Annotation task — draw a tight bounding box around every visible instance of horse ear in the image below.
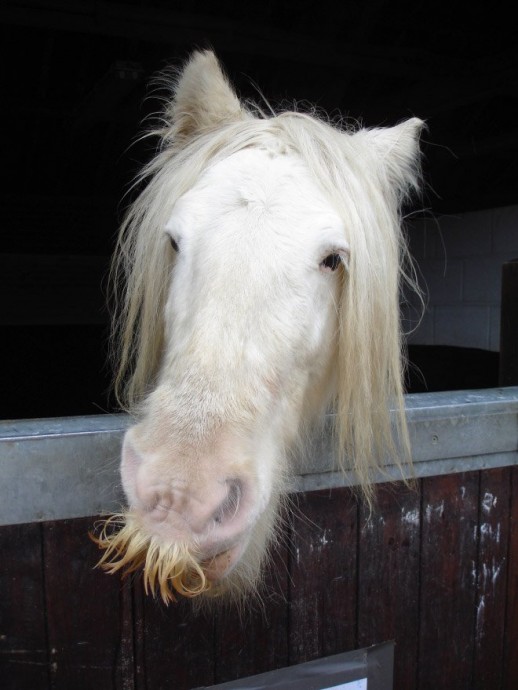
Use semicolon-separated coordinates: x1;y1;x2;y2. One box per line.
166;50;249;143
355;118;424;195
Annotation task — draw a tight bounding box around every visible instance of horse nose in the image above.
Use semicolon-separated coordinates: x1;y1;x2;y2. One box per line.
143;478;244;535
120;430;251;548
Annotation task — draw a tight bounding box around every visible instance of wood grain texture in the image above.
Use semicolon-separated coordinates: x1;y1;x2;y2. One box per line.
357;481;421;690
472;467;510;690
503;466;518;690
213;539;290;684
136;586;215;690
0;523;49;690
1;468;517;689
43;517;132;690
288;488;358;663
418;472;480;690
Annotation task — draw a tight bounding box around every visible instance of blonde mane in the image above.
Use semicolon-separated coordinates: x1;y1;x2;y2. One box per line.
111;105;421;496
99;53;423;603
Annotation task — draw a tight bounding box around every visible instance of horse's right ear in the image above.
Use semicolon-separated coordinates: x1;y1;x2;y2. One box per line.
164;51;249;145
354;118;424;198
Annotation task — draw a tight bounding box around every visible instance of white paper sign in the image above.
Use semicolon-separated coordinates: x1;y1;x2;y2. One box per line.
324;680;367;690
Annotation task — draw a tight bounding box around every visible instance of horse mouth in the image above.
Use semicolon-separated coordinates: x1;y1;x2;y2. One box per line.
202;540;246;581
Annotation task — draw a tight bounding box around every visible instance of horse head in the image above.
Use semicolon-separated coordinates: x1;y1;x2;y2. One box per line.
95;51;423;603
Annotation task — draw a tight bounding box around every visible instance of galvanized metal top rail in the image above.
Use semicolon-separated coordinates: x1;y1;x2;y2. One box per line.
1;387;517;526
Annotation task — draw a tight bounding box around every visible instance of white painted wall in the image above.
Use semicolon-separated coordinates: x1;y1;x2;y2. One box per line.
403;204;518;351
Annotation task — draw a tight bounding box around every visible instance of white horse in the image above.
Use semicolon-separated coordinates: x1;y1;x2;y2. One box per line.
95;50;423;603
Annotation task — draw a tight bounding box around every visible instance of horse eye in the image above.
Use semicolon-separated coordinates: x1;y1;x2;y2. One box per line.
321;253;341;271
168;236;179;253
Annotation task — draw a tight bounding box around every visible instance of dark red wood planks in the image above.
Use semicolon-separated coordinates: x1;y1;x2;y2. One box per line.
418;472;480;690
43;517;133;690
357;481;421;690
0;523;49;690
288;488;358;663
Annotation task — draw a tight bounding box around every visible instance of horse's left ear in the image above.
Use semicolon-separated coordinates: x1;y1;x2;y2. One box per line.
355;118;424;195
165;50;249;145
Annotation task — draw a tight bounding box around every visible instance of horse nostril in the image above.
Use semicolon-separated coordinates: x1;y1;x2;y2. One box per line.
143;491;172;515
155;497;173;512
212;479;243;526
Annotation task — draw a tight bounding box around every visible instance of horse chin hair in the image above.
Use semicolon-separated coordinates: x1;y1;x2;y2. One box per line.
91;496;282;606
91;513;210;603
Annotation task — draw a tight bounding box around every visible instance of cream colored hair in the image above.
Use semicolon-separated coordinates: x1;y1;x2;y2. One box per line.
93;514;208;603
102;51;423;598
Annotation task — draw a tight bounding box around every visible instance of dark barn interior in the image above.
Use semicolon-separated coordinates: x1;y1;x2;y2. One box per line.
1;7;518;690
1;0;517;417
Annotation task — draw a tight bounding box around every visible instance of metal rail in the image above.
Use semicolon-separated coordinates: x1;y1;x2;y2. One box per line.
1;388;517;526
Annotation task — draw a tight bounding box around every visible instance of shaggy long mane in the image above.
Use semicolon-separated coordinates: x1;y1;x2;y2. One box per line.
111;107;421;493
100;52;422;600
